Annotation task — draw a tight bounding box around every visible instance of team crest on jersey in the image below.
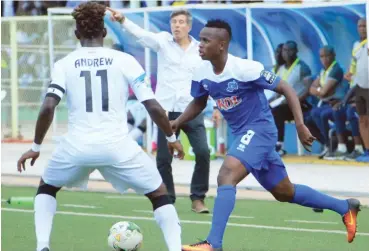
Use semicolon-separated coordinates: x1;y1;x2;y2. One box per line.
226;80;238;92
216;96;242;111
203;83;209;91
260;70;277;85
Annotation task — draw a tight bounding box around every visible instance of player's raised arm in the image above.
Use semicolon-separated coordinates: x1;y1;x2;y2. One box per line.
107;7;163;52
17;63;66;172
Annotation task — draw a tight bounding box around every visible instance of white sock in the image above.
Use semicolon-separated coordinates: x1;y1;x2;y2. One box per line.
128;123;134;131
129;127;144;140
355;144;364;153
154;204;182;251
35;194;57;251
337;143;347;153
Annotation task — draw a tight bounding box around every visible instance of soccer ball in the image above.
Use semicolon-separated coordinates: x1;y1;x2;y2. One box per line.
108;221;143;251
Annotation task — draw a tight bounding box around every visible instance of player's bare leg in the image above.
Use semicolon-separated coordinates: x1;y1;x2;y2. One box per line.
271;177;361;243
145;183;182;251
34;179;61;251
182;156;248;251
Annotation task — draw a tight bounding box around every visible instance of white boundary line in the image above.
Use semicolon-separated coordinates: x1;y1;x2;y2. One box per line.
105;195;185;200
133;210;255;219
3;208;369;237
61;204;99;209
285;220;338;225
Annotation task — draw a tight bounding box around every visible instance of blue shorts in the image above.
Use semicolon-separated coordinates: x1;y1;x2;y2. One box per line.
227;128;287;191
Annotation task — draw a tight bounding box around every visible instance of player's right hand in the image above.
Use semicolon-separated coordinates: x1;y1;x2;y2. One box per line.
106;7;125;23
296;124;316;152
170;120;179;133
168;141;185;160
17;149;40;173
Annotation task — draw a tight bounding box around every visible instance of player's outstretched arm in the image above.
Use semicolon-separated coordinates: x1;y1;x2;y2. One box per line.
107;7;162;52
142;99;184;159
173;95;208;130
17;96;59;173
275;80;316;151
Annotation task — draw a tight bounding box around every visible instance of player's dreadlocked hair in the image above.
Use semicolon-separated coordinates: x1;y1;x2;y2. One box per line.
205;19;232;40
72;2;106;39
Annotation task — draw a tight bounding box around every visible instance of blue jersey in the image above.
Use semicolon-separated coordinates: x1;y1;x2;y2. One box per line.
191;54;281;135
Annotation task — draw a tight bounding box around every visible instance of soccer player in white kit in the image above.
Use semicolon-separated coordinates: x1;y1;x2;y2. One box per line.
17;3;183;251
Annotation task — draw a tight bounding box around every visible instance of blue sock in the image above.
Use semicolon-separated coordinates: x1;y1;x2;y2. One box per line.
291;184;349;216
207;185;236;248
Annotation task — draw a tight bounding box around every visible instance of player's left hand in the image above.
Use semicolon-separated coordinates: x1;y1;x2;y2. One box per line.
168;141;185;160
17;149;40;173
296;124;316;152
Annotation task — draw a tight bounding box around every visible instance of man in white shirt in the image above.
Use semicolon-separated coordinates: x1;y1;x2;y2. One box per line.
344;18;369;163
17;3;184;251
108;7;210;212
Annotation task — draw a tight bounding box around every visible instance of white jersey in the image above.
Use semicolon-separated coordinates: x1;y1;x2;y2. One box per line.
352;40;368;89
46;47;154;160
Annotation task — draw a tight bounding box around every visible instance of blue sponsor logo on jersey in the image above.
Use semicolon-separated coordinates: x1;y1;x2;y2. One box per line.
226;80;238;92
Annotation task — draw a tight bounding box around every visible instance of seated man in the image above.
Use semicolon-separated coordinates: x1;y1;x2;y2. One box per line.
271;41;313;155
309;45;348;158
326;88;364;160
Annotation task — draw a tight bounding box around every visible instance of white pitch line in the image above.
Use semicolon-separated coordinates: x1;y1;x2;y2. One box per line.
104;196;152;200
105;195;184;200
3;208;368;237
285;220;338;225
208;214;254;219
132;210;254;219
133;209;153;214
61;204;99;209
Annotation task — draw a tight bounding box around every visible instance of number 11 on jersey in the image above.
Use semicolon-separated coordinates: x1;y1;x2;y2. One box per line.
80;69;109;112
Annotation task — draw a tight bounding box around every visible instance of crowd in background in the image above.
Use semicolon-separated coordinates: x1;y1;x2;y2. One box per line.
1;0;348;17
1;0;368;163
265;18;368;162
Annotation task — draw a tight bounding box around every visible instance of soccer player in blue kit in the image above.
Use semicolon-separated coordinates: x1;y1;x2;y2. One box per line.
169;20;361;251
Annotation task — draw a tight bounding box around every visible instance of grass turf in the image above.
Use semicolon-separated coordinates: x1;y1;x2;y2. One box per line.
1;185;368;251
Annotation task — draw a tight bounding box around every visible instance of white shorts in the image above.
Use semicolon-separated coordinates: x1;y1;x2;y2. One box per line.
42;138;162;195
126;100;147;126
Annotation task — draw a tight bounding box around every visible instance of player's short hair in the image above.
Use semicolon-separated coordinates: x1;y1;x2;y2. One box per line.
170;9;192;26
72;2;106;39
205;19;232;40
321;45;335;55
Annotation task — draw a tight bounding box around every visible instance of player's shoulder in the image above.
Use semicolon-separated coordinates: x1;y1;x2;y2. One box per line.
231;55;264;82
192;60;212;82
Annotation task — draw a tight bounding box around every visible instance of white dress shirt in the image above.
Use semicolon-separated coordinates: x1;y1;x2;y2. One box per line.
122;18;202;112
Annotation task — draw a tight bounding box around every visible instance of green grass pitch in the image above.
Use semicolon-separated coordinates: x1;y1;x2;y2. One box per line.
2;185;368;251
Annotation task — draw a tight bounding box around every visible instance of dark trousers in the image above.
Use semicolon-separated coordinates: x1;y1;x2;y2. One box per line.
156;112;210;203
310;104;334;146
272;103;324;145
